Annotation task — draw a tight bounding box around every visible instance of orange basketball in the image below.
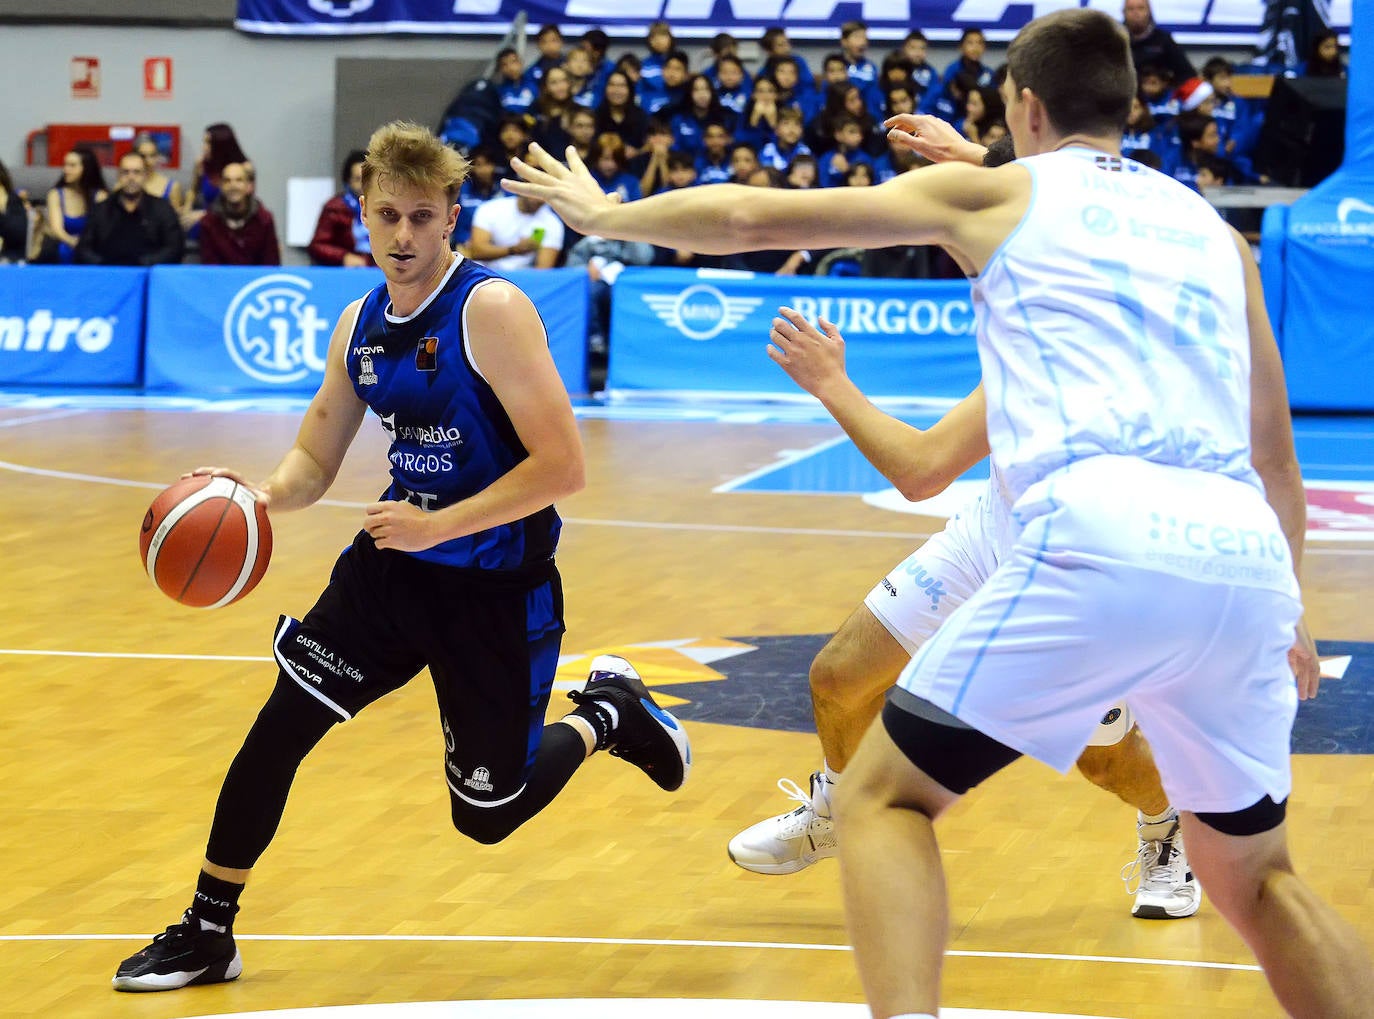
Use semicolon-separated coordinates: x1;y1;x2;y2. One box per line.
139;475;272;609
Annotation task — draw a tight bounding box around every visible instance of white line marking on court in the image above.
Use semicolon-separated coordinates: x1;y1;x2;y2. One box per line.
0;931;1261;972
0;408;89;428
0;649;271;662
712;434;853;493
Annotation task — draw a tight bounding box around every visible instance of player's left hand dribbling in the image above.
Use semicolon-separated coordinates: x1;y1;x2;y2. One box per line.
363;499;439;552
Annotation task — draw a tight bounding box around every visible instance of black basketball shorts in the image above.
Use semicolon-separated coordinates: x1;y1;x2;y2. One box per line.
272;531;565;806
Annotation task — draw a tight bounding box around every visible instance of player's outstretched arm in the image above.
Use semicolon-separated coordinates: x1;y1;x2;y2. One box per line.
769;307;989;502
503;142;991;258
262;300;369;512
884;114;989;167
365;280;585;553
1231;226;1319;698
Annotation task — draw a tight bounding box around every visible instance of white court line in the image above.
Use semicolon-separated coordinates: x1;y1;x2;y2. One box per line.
0;931;1261;972
0;457;1369;551
0;649;270;662
0;408;90;428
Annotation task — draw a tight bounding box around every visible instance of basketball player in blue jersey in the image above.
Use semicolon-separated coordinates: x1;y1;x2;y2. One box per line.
504;9;1374;1015
728;127;1320;924
112;121;690;994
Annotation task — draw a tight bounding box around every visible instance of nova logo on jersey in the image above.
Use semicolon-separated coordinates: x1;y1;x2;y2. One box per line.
643;284;763;341
223;274;331;384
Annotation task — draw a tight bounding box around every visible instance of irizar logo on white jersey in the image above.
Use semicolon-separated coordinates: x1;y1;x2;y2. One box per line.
643;284;762;341
223;274;331;384
0;310;116;353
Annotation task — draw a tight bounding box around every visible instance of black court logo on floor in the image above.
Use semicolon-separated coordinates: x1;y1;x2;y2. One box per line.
640;636;1374;755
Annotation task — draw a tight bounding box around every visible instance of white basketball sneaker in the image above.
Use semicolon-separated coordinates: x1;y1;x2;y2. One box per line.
1122;812;1202;919
728;771;837;875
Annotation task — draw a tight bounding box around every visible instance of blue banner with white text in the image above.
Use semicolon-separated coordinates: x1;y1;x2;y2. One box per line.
609;268;980;401
144;265;588;396
0;266;145;386
235;0;1349;43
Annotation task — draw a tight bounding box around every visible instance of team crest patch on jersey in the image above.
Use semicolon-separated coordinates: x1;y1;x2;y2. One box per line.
358;353;378;387
555;637;1374;751
416;336;439;372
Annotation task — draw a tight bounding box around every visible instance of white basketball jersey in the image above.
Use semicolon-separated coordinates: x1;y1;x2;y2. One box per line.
972;148;1259;505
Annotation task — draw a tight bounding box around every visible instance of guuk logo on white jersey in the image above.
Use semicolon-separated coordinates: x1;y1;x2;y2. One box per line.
642;284;763;341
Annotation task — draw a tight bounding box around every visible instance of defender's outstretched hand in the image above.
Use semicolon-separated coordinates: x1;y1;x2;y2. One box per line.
502;143;617;236
767;306;848;400
884;114;988;167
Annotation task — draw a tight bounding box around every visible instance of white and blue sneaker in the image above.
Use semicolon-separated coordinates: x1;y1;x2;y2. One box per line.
569;655;691;791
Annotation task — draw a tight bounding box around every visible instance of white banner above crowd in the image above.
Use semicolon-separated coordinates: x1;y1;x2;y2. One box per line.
235;0;1352;45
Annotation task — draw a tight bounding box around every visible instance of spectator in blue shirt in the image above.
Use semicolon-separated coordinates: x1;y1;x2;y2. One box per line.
454;147;501;248
760;27;814;92
714;55;751;116
736;75;783;150
523;24;564;89
759;107;811;171
940;29;994;94
1122;95;1178;165
694;123;734;184
564;46;601;110
580;28;617;95
670;74;734;156
494;48;535;114
638;21;677;112
729;143;761;184
817;116;874;187
1202;57;1258;160
1169;112;1232;190
895;29;939;104
840;20;879;97
643;50;689;117
1137;64;1180;125
590;134;643;204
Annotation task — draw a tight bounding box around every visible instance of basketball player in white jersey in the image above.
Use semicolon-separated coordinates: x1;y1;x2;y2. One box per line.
504;9;1373;1014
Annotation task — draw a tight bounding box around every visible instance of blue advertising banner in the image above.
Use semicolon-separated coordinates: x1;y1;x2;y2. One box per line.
0;266;146;386
608;267;980;401
235;0;1350;43
145;265;588;396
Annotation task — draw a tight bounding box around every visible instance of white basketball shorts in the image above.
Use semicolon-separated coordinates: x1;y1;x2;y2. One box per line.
896;456;1302;814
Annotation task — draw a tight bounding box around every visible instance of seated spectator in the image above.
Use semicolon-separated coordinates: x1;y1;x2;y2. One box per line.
0;159;30;262
736;76;783;150
671;74;735;156
590;134;642;203
594;70;649;154
198;162;280;266
921;66;978;125
665;152;698;190
760;26;814;92
714;55;751;115
815;86;885;158
307;149;374;268
134;133;183;209
807;54;854;138
884;83;918;120
495;115;534;169
182;122;248;235
894;30;938;104
729;143;761;183
564;45;601;109
1202;57;1258;160
693;124;734;184
1124;0;1195;84
531;66;577;150
1169;112;1232;191
767;56;807;115
939;29;994;94
467;193;564;270
455;146;502;248
786;153;819;189
580;28;616;93
759;107;812;171
75;152;183;266
1300;29;1346;77
703;31;744;87
1122;94;1177;163
613;52;642;90
840;20;879;100
494;47;535;114
646;50;690;117
523;24;564;88
961;85;1006;147
45;147;106;264
817;116;874;187
1194;155;1234;189
872;141;923;183
565;106;598;163
629;119;675;197
1137;63;1180;125
638;21;678;113
563;233;655;359
845;162;874;186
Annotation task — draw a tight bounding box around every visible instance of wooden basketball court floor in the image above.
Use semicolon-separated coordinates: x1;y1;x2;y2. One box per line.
1;396;1371;1019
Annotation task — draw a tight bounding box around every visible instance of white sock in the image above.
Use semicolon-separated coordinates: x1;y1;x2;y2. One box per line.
1138;807;1179;841
823;760;842;786
197;917;227;933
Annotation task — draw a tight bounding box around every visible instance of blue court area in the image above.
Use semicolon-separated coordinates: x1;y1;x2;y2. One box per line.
715;409;1374;495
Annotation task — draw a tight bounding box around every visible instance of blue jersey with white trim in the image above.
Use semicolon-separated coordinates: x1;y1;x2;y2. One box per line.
972;148;1259;505
345;254;561;570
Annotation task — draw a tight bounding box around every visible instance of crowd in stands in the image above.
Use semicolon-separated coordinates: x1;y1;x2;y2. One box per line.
0;6;1351;289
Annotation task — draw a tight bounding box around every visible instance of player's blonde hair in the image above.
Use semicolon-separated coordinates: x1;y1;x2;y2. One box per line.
360;121;469;204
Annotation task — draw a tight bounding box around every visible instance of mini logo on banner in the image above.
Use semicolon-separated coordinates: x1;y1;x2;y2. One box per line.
223;274;332;384
307;0;375;15
643;284;762;341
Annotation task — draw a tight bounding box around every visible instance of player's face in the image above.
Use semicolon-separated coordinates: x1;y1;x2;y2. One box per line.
361;179;456;283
